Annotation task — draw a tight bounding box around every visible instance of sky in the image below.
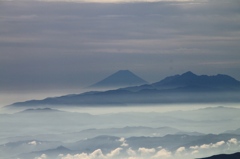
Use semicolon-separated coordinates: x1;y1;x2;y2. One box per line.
0;0;240;106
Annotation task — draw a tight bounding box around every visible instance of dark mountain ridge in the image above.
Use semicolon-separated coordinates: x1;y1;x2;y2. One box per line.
197;152;240;159
122;71;240;92
154;71;239;88
8;71;240;107
18;108;62;113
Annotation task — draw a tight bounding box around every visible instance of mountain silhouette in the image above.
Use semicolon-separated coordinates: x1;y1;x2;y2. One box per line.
224;128;240;135
122;71;240;92
18;108;61;113
8;71;240;107
88;70;148;89
197;152;240;159
153;71;240;89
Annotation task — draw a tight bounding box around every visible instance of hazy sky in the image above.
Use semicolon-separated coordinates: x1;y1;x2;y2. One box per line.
1;0;240;105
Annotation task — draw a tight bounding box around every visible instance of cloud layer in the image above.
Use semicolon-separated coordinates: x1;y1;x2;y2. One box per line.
32;138;240;159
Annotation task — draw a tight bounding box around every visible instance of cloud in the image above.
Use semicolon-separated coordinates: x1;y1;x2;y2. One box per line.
200;144;211;149
57;139;240;159
90;149;105;158
119;137;125;142
119;137;129;147
152;149;172;158
191;150;199;155
191;140;227;151
127;148;137;156
228;138;238;145
34;154;47;159
199;140;226;149
28;140;39;145
188;138;240;158
176;146;186;153
212;141;225;148
138;147;156;155
106;148;122;158
190;145;199;150
63;153;89;159
61;148;122;159
60;150;105;159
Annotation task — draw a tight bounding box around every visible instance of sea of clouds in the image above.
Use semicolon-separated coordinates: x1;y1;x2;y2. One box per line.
33;138;240;159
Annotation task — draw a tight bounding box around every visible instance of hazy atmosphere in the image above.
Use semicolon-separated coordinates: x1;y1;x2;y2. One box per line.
1;0;240;106
1;1;240;159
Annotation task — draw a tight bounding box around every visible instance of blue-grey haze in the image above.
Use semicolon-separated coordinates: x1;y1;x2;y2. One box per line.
0;0;240;105
1;106;240;159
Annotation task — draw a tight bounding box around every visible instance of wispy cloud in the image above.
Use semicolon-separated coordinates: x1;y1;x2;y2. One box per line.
28;140;40;146
56;138;240;159
34;154;47;159
60;147;122;159
138;147;156;155
119;137;129;147
228;138;238;145
152;148;172;158
176;146;186;153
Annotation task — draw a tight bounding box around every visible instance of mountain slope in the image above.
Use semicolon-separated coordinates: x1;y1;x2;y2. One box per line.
8;72;240;107
122;71;240;92
153;71;240;89
198;152;240;159
224;128;240;135
89;70;148;89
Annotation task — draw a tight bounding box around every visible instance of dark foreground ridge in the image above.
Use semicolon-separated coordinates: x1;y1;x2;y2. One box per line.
8;71;240;107
197;152;240;159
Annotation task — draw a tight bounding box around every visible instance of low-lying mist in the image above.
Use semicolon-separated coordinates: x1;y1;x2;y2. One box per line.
1;104;240;159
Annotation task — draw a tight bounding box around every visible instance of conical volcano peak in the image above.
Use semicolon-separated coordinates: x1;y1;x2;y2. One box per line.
89;70;148;89
117;70;131;72
9;71;240;107
181;71;197;77
114;70;134;75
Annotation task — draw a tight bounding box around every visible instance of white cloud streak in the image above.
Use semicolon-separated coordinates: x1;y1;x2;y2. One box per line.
176;146;186;153
152;149;172;158
61;148;122;159
228;138;238;145
138;147;156;155
119;137;129;147
106;148;122;158
127;148;137;156
34;154;47;159
28;140;38;145
59;138;240;159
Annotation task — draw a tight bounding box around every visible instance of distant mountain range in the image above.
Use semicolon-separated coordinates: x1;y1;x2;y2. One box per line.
1;106;240;159
224;128;240;135
121;71;240;92
88;70;148;89
18;108;62;113
7;134;240;159
8;71;240;107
